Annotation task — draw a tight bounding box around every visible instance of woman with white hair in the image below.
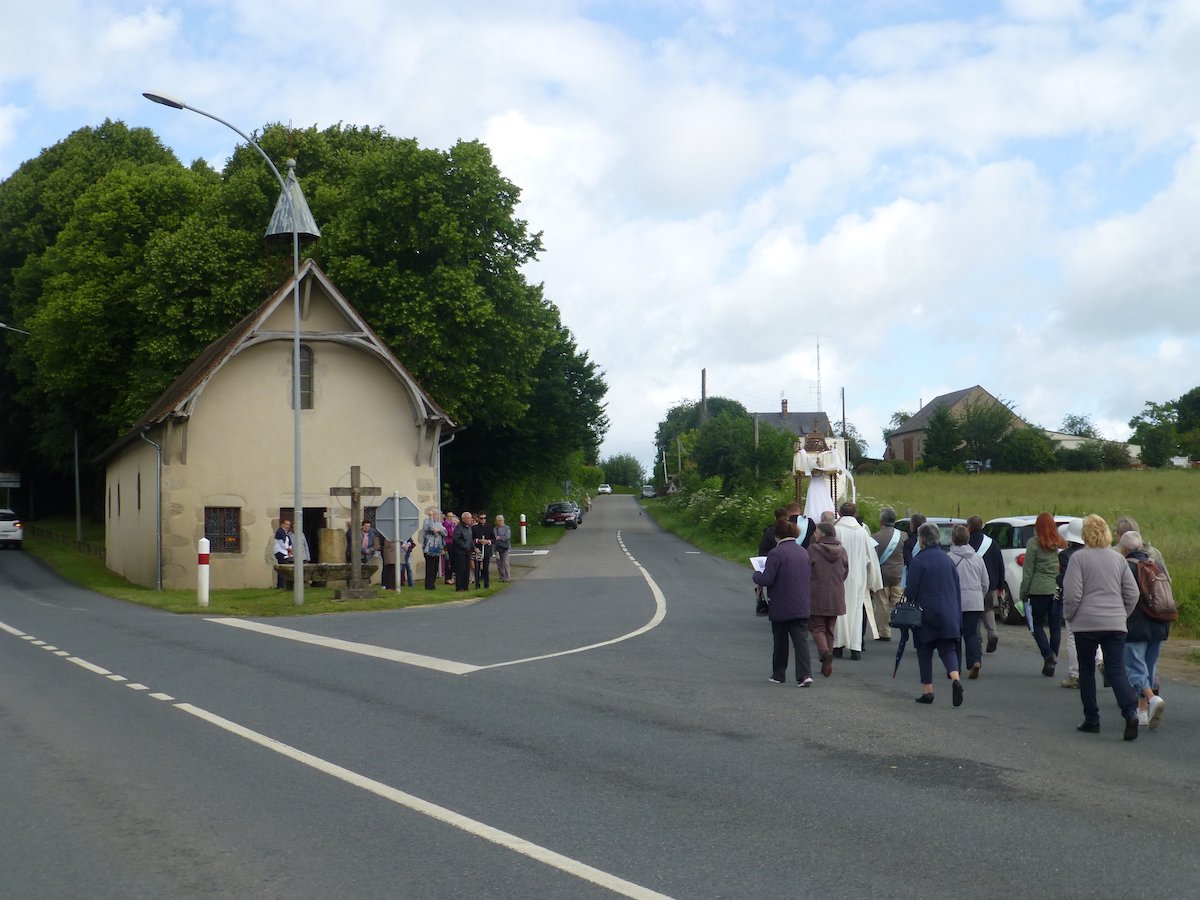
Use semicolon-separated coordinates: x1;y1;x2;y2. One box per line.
1062;514;1140;740
421;507;446;590
1117;531;1169;730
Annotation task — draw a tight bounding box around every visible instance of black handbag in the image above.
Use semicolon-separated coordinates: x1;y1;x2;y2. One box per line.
889;596;923;629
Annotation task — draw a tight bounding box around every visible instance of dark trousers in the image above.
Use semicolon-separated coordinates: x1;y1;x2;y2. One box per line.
453;547;471;591
274;552;289;589
962;611;984;668
1075;631;1138;724
917;637;960;685
423;554;440;590
473;549;492;588
772;618;811;682
1029;595;1062;660
381;563;396;590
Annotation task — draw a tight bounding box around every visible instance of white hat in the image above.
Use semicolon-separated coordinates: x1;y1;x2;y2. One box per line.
1061;518;1084;545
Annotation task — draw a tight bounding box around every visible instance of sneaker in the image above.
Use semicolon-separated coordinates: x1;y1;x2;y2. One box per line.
952;679;964;707
798;676;814;687
1148;695;1165;730
1136;709;1149;727
767;676;785;684
1060;676;1079;689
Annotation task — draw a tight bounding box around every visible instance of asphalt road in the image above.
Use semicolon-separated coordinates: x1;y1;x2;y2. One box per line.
2;496;1199;898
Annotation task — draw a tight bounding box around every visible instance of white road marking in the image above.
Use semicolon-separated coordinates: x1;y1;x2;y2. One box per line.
174;702;673;900
67;657;112;676
0;622;27;636
207;531;669;674
149;692;175;701
41;644;58;650
126;683;149;691
106;674;127;682
54;650;71;656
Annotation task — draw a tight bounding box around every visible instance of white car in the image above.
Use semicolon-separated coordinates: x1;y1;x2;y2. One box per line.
0;508;24;549
597;483;612;495
981;514;1082;624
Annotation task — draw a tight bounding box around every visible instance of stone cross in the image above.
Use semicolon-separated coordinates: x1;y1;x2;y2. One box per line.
330;465;381;592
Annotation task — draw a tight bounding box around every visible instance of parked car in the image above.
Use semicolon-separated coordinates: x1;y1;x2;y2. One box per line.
893;516;967;549
0;508;23;549
542;501;579;529
597;483;612;495
568;500;584;525
964;459;991;473
641;484;656;498
982;514;1083;624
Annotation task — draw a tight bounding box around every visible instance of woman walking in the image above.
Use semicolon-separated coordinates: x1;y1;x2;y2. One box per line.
808;521;848;677
1117;531;1169;730
1020;511;1066;676
948;525;989;679
1062;514;1140;740
752;517;814;686
421;508;446;590
906;522;965;706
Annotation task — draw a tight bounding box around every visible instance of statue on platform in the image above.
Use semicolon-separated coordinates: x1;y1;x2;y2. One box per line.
794;428;856;523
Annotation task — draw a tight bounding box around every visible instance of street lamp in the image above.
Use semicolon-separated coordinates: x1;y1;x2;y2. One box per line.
143;91;320;606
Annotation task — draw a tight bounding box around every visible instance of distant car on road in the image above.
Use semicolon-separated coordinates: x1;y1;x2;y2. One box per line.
982;514;1082;624
542;501;579;529
597;483;612;495
0;508;23;549
641;484;656;498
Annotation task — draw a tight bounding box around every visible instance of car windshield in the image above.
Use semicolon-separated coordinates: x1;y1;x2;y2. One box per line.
548;503;572;512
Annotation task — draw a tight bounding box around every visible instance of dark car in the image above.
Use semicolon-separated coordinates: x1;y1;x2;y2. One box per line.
542;501;578;529
893;516;967;549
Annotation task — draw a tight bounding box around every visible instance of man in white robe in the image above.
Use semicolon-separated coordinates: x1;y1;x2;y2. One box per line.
833;501;884;658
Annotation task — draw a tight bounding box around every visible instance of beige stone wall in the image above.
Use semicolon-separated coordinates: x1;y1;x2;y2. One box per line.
109;335;441;591
104;441;161;588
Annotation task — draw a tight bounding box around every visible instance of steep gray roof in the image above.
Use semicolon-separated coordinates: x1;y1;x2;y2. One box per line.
755;410;832;438
890;386;982;436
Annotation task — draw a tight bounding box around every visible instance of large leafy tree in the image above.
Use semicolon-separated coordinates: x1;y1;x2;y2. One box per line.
993;427;1058;473
1061;413;1101;438
1128;401;1178;468
957;396;1017;464
600;453;645;487
920;405;962;471
0;121;606;507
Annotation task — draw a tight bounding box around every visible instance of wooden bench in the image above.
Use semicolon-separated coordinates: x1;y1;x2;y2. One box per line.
274;563;378;587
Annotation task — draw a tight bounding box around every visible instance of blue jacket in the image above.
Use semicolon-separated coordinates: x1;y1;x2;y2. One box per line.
753;539;813;622
906;544;962;643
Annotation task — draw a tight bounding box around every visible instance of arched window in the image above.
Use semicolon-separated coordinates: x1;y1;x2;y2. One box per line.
293;345;314;409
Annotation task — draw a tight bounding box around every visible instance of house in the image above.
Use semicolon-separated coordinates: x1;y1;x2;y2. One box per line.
885;385;1025;466
754;399;832;441
100;260;455;590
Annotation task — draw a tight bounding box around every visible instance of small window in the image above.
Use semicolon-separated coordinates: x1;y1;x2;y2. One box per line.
293;344;314;409
205;507;242;553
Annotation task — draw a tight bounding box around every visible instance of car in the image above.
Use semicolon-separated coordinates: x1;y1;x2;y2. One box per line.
982;514;1083;624
964;459;991;473
893;516;967;549
542;501;578;529
641;484;656;498
0;508;23;549
597;483;612;495
568;500;584;525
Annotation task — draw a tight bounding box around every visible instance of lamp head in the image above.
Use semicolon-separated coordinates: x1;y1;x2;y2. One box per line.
143;91;185;109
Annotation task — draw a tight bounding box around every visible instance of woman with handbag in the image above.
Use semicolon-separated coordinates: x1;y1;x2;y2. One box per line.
752;517;814;686
906;522;965;706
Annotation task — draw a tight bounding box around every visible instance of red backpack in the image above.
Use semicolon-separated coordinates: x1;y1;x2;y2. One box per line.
1135;559;1177;622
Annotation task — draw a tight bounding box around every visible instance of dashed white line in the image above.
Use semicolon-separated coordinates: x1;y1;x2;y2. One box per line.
67;657;112;676
149;692;175;701
126;683;150;691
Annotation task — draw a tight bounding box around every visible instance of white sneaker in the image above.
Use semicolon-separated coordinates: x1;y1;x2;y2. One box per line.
1148;695;1165;730
1136;709;1149;727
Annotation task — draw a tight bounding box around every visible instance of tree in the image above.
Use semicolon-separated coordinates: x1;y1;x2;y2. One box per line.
1173;386;1200;459
920;405;962;471
1061;413;1101;438
993;427;1058;473
691;411;792;492
600;453;644;487
881;410;912;447
839;421;868;466
1128;401;1178;468
957;396;1017;464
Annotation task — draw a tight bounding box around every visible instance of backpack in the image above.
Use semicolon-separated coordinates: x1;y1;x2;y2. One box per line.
1135;559;1177;622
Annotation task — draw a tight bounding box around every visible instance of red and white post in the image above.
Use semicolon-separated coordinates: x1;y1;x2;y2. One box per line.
519;513;527;546
197;537;210;607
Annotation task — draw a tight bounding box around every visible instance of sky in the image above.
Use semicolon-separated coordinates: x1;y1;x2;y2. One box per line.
3;0;1200;471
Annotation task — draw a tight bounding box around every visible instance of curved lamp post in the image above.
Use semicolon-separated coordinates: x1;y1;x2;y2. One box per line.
143;92;320;605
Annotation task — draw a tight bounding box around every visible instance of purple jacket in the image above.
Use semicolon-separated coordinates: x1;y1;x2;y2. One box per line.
753;539;813;621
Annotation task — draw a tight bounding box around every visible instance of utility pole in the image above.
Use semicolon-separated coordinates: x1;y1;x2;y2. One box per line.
700;368;708;426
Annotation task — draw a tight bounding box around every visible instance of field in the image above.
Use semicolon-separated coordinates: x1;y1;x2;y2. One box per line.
856;469;1198;631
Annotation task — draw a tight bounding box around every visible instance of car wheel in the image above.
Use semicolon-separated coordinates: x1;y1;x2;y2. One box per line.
997;586;1023;626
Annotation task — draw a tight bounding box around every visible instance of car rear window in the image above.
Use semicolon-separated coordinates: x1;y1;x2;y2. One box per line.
0;511;18;522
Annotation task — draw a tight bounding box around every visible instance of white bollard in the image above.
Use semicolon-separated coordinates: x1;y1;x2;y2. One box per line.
197;538;210;607
519;513;527;546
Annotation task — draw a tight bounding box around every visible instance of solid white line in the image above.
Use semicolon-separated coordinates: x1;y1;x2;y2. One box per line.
206;619;480;675
173;702;673;900
0;621;27;637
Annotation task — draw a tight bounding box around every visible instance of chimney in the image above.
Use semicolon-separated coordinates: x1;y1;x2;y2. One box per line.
781;398;788;417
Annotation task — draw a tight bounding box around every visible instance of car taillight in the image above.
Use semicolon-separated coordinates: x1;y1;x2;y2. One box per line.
1017;552;1025;566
